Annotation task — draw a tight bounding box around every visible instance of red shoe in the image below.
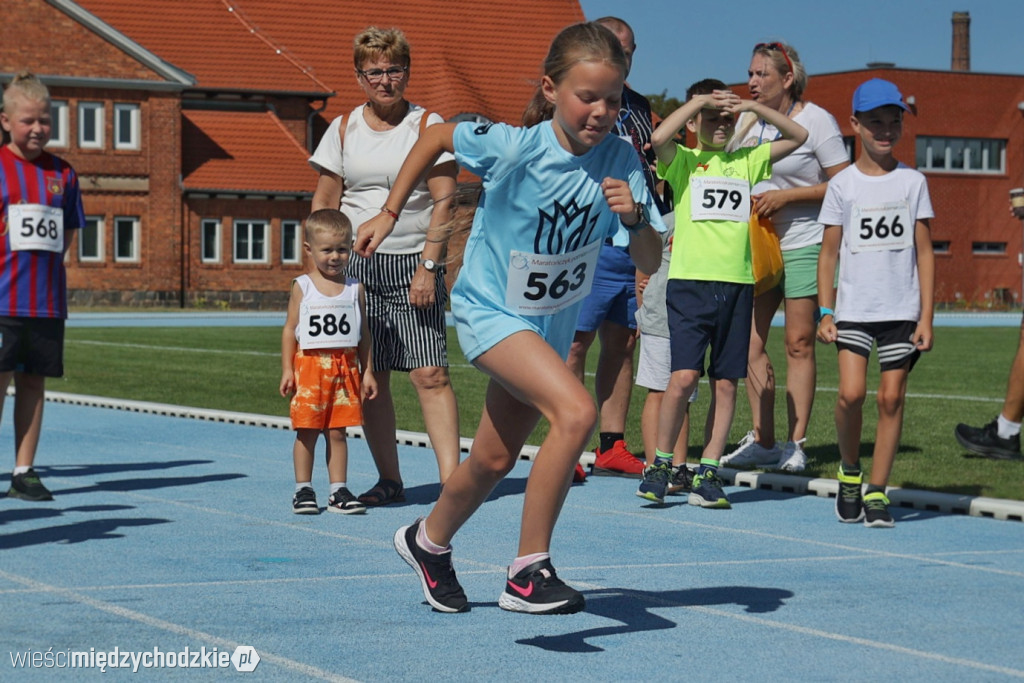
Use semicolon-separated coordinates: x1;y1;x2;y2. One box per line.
573;462;587;483
592;440;644;479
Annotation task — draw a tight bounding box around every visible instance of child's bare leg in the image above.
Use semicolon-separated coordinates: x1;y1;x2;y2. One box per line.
13;373;45;469
293;429;319;483
656;369;699;454
642;390;689;465
425;331;596;556
870;367;910;488
702;377;737;463
834;351;868;469
324;428;349;484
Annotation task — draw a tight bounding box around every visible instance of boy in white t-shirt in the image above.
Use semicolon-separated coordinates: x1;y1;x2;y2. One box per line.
816;78;935;528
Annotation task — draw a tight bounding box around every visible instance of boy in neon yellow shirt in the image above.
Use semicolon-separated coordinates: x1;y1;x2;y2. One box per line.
646;78;806;509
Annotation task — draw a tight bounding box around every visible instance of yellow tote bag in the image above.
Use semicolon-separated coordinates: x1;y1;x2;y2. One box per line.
750;211;783;296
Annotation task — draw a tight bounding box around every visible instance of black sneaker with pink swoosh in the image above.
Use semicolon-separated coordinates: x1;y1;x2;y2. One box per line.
394;519;468;613
498;559;584;614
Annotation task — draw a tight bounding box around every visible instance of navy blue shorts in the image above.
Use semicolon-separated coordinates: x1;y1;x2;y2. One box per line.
667;279;753;380
835;320;921;372
0;317;65;377
575;243;637;331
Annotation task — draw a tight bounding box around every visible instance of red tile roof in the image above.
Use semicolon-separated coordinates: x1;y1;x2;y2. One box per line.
74;0;584;124
181;109;312;194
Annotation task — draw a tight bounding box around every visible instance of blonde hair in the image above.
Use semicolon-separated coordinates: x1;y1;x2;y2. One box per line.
353;27;411;68
304;209;352;243
3;71;50;112
752;42;807;100
522;22;627;126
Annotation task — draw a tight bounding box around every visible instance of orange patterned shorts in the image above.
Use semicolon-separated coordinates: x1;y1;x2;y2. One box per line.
289;347;363;430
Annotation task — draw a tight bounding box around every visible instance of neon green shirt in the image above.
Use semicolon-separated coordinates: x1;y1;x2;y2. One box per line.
658;144;772;283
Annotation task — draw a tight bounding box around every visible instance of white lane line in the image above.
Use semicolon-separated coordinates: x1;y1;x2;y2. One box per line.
0;569;359;682
65;340;1005;403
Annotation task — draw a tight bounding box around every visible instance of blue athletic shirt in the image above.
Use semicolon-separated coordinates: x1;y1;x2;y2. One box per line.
451;120;665;362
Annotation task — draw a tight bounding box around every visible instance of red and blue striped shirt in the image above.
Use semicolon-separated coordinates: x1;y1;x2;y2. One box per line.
0;146;84;318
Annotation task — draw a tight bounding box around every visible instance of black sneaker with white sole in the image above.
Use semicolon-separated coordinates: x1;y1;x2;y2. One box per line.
498;558;584;615
7;468;53;502
292;486;319;514
394;519;468;613
955;420;1022;460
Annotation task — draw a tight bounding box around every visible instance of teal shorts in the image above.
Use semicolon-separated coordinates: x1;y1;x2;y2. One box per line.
779;243;820;299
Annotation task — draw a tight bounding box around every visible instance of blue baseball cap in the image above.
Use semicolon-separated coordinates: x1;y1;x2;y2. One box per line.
852;78;910;114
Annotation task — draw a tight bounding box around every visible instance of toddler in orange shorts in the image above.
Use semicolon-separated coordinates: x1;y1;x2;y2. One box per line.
280;209;376;515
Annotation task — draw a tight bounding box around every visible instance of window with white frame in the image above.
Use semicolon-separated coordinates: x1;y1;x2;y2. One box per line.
201;219;221;263
47;100;69;148
79;215;104;262
78;102;105;149
916;136;1006;174
114;216;139;262
233;220;267;263
972;241;1006;255
114;103;140;150
281;220;301;264
932;240;951;255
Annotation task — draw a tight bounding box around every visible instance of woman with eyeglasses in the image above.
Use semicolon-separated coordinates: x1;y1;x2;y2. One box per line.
309;26;460;506
720;41;850;473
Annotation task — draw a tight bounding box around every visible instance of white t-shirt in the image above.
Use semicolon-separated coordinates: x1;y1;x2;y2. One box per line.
308;104;455;254
818;163;934;323
733;102;848;250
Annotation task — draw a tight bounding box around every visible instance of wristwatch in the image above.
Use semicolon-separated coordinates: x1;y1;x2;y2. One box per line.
420;258;440;273
626;202;651;232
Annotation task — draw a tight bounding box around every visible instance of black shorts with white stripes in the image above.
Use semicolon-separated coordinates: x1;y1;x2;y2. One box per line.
348;251;449;373
835;320;920;372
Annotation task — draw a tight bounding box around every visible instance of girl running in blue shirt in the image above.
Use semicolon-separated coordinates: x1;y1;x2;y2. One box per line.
357;22;664;615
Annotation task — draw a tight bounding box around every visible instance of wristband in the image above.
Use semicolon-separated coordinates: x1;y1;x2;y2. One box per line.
819;306;834;318
380;205;400;220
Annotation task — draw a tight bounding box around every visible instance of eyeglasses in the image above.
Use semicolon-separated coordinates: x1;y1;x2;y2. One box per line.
357;66;408;84
754;42;794;75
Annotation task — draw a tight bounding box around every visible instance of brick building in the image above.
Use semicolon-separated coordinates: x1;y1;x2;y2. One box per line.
1;0;583;308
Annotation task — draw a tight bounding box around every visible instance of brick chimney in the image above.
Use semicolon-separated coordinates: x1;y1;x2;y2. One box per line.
952;11;970;71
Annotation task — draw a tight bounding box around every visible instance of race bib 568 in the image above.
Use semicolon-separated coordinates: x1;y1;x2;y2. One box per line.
7;204;63;253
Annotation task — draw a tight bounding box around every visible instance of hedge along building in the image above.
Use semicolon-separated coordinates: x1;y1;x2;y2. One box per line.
1;0;584;308
732;12;1024;308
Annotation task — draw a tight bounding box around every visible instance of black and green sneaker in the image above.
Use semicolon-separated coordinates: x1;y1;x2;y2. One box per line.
636;462;671;504
863;491;894;528
7;468;53;502
688;469;731;509
835;468;864;523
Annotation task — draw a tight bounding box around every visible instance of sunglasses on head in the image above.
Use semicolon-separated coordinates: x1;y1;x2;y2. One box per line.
754;42;794;75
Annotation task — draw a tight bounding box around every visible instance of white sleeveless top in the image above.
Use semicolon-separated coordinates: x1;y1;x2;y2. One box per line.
294;274;362;350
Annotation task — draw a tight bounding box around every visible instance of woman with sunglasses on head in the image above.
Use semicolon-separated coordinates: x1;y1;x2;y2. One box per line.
721;41;850;473
309;26;460;505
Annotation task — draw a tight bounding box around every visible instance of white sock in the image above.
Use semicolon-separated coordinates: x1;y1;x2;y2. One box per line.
330;482;346;494
509;552;550;578
997;414;1021;439
13;466;30;476
416;521;450;554
295;481;312;493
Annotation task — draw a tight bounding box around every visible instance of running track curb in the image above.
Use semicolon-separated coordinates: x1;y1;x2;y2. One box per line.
38;390;1024;524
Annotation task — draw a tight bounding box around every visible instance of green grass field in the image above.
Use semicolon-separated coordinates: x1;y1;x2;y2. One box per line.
58;324;1024;500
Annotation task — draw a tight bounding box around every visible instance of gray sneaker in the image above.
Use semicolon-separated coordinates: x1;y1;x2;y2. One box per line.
721;431;782;468
776;439;807;472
